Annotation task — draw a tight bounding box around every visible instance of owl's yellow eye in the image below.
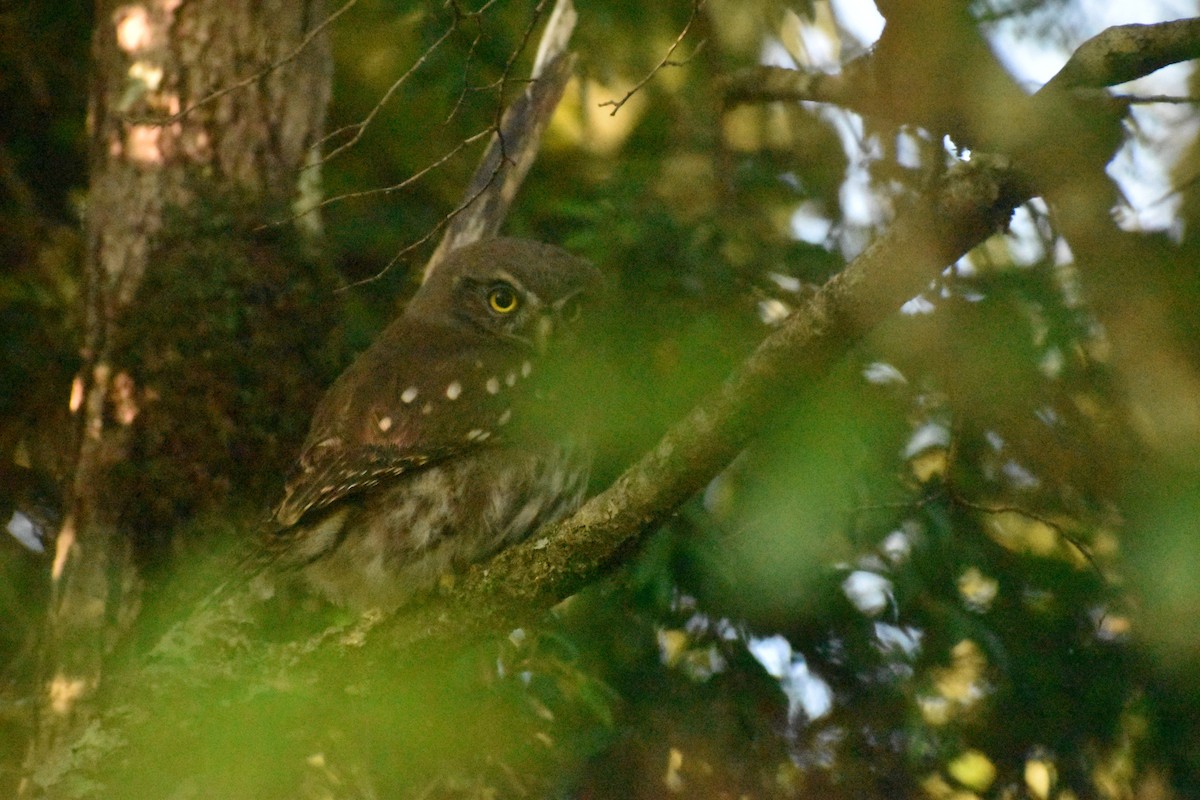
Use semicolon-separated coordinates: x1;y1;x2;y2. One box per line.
488;284;520;314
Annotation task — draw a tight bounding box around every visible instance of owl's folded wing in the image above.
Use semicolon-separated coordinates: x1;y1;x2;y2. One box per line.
272;440;463;528
272;318;532;529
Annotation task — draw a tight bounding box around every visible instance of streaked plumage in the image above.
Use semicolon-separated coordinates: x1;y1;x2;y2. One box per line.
267;238;600;609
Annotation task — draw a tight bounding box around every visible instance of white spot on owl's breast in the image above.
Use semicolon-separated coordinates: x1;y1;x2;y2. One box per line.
446;381;462;400
485;377;500;395
521;360;532;378
401;386;419;404
421;403;432;415
466;428;490;442
497;408;512;426
378;416;393;432
505;372;516;387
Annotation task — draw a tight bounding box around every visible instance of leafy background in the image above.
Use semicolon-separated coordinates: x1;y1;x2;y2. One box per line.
3;0;1200;797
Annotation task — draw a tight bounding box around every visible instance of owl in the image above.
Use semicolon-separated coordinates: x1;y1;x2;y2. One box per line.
267;238;602;610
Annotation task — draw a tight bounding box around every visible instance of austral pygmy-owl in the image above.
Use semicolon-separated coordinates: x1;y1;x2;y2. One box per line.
267;238;602;610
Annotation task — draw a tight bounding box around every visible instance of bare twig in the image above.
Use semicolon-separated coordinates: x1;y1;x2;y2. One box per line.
949;493;1104;576
440;0;558;134
324;129;491;207
939;421;1106;578
316;22;459;167
424;0;578;278
264;127;492;234
339;158;503;290
600;0;706;116
440;18;488;126
336;0;577;288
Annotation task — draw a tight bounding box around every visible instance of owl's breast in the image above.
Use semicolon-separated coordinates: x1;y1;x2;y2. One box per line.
294;443;588;610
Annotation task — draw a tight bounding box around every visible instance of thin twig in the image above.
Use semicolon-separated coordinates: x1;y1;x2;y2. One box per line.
599;0;706;116
339;159;504;290
440;20;487;126
489;0;551;129
950;495;1105;577
423;0;577;278
316;23;458;167
317;0;506;166
262;128;493;231
337;0;563;286
941;422;1106;577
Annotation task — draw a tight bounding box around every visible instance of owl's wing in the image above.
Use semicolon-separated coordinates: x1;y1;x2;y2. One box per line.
272;322;530;528
272;439;457;528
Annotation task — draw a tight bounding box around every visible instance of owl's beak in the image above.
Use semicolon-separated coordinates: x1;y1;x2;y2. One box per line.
536;288;590;352
533;314;555;352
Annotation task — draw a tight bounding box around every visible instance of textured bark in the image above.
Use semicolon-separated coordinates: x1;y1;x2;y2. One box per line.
9;7;587;796
21;1;330;793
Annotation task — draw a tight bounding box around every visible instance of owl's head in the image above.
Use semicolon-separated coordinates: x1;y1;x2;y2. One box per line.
406;238;602;350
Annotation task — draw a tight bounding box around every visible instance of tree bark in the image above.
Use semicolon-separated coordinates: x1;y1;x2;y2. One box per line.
21;1;330;793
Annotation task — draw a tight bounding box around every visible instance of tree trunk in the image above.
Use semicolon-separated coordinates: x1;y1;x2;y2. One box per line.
20;1;330;793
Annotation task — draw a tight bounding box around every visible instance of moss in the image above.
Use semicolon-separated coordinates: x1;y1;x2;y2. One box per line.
114;186;347;565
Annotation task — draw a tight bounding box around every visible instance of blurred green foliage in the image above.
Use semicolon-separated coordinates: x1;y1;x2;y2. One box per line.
3;0;1200;798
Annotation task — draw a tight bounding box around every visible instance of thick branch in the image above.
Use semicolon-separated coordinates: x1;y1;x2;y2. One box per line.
404;17;1200;639
721;14;1200;460
722;63;869;114
386;155;1027;645
1046;18;1200;91
722;17;1200;120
